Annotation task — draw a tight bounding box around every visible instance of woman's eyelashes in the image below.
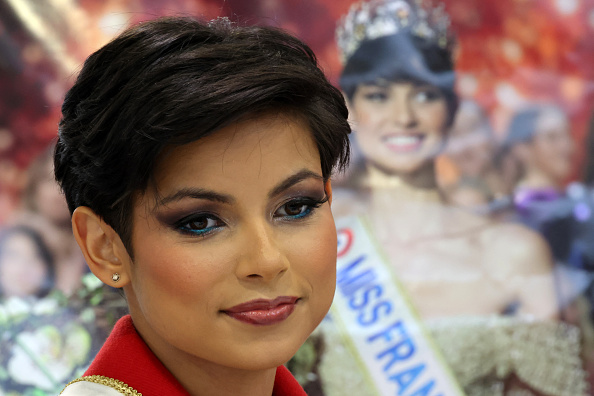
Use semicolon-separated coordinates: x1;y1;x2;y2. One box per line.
274;196;329;221
360;84;443;104
411;86;444;104
170;194;328;237
363;89;388;102
174;214;225;237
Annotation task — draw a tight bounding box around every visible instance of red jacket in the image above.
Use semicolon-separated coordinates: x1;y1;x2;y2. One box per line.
81;315;307;396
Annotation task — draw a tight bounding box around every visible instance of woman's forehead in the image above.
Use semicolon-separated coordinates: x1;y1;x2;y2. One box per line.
358;78;436;89
150;113;320;191
536;109;568;133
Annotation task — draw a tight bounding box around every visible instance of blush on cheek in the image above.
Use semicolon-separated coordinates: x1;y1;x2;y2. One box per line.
135;248;218;302
310;224;338;289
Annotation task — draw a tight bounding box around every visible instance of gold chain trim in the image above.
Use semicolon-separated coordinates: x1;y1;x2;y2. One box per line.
60;375;143;395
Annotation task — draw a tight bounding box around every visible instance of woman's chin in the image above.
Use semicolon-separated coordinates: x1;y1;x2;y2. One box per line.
233;340;307;371
371;158;433;177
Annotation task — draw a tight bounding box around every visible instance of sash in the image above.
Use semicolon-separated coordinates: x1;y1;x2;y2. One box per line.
330;216;465;396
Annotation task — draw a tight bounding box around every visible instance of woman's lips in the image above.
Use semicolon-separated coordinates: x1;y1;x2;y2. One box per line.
222;296;299;326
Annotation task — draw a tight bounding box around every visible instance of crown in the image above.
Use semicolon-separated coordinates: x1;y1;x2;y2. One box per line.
336;0;453;64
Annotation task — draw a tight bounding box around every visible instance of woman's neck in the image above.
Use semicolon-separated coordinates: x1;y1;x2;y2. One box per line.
362;162;460;245
178;363;277;396
364;162;442;203
516;169;563;192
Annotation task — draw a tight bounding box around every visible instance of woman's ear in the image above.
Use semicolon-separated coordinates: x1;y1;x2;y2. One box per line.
325;179;333;206
71;206;131;288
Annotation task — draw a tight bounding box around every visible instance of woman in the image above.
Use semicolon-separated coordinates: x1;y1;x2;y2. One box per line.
7;143;86;296
501;105;591;282
313;0;588;395
56;16;350;396
503;105;594;365
442;100;509;214
444;101;496;185
0;226;55;298
502;105;576;227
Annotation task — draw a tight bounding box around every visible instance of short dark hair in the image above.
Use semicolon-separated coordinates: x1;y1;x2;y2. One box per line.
339;34;458;126
55;16;350;251
503;104;566;150
495;103;566;172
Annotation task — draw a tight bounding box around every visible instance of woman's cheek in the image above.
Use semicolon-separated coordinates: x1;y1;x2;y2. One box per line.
134;244;219;300
310;219;338;287
356;113;381;135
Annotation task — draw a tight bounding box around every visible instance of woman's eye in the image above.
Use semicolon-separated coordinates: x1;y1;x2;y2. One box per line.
176;215;223;236
412;88;443;104
364;91;388;102
275;198;326;220
276;202;310;219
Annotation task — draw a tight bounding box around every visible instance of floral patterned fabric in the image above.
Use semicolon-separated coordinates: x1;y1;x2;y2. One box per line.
0;274;127;396
291;315;590;396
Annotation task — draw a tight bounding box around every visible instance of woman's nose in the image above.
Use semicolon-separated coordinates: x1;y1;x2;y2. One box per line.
235;221;290;282
391;95;416;128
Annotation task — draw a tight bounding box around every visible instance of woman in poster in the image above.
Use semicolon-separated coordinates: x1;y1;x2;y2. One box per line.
312;0;590;395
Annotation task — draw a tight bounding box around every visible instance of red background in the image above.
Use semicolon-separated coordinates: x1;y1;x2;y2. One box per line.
1;0;593;220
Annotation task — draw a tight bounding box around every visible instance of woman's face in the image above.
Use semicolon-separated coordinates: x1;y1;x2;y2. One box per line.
123;113;337;373
0;232;49;297
446;105;494;178
349;80;449;174
33;158;71;226
528;111;575;184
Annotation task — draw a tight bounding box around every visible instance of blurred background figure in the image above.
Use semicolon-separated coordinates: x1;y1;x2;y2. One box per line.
443;176;493;214
0;225;54;299
5;143;86;296
0;0;593;394
503;104;575;226
446;101;494;181
0;144;127;395
442;99;508;214
310;1;590;395
583;109;594;189
498;104;592;272
444;102;500;187
497;104;594;366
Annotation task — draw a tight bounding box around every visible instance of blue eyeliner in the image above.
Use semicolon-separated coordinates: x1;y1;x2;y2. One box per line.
174;214;223;237
275;195;329;221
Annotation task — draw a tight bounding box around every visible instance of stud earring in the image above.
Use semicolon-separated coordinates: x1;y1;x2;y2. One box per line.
112;273;121;283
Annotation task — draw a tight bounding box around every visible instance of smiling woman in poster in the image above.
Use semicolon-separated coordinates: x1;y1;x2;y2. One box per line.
312;0;590;395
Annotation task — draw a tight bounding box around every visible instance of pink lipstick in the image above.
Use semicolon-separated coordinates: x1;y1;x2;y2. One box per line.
223;296;298;325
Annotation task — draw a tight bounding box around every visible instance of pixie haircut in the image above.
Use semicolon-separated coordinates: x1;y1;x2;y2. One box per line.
55;17;351;252
340;34;458;126
336;0;458;126
502;104;567;153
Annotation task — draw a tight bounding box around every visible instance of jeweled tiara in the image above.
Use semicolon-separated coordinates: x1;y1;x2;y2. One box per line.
336;0;453;64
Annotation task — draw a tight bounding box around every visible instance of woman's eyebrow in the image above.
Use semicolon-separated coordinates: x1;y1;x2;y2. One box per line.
154;169;321;208
157;188;235;207
268;169;324;198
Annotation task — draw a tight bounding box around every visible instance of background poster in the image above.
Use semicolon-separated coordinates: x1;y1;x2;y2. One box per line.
1;0;594;394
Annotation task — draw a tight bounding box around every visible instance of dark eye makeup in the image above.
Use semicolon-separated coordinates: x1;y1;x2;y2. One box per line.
273;195;329;221
164;191;328;239
173;213;225;237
